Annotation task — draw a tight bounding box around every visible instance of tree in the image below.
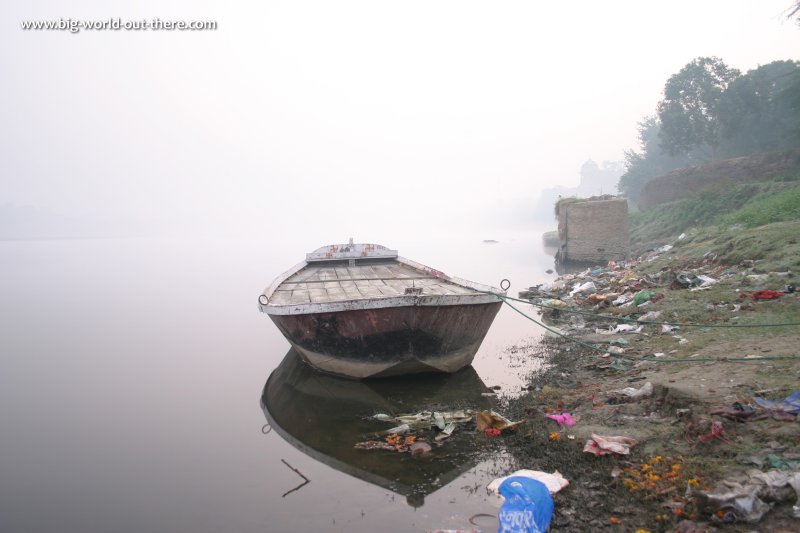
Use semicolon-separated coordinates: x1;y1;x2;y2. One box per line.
657;57;740;161
717;60;800;157
788;1;800;24
617;116;694;202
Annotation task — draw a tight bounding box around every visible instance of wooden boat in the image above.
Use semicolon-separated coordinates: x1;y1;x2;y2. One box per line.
258;240;504;379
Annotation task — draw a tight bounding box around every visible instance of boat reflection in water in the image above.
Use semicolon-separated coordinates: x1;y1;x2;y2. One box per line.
261;349;494;507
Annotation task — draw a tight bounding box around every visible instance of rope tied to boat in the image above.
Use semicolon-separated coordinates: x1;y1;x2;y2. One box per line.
480;285;800;363
504;294;800;362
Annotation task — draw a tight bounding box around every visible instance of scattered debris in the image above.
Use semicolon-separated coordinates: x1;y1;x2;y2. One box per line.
753;390;800;416
497;476;554;533
608;381;653;401
583;434;637;456
545;412;577;428
475;410;523;434
695;468;800;523
487;470;570;496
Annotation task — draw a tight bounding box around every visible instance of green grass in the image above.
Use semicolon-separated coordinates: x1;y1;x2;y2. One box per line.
630;179;800;250
718;185;800;228
632;220;800;274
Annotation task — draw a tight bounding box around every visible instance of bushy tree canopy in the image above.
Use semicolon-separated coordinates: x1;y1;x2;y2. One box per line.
717;60;800;157
618;57;800;202
657;57;740;160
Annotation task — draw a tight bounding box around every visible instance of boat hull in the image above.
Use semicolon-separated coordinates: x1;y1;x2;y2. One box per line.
268;301;502;378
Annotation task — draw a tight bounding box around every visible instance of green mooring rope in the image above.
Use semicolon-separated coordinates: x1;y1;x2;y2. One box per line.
496;295;800;364
501;293;800;329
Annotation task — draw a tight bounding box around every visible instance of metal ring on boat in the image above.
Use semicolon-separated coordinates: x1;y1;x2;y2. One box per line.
500;279;510;291
262;423;272;434
258;294;269;305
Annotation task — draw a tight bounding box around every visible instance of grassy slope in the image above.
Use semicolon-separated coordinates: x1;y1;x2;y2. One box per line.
629;173;800;274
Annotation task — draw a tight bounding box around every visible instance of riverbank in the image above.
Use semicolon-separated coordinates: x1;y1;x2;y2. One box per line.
496;229;800;532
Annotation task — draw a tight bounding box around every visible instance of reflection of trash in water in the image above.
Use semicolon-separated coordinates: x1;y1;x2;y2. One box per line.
261;349;497;506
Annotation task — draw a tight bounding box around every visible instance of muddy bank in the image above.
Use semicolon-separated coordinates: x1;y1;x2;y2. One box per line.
494;253;800;532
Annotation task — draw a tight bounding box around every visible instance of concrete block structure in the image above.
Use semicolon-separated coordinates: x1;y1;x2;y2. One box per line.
556;196;629;263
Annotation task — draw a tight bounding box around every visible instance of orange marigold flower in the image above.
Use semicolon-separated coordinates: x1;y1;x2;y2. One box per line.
548;432;560;441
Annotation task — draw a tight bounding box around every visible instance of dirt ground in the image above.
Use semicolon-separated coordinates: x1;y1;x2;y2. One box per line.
493;281;800;532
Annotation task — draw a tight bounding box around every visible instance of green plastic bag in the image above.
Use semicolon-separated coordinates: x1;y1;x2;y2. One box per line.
633;291;655;306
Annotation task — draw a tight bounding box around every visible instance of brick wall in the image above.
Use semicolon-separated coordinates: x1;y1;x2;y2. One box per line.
558;198;629;262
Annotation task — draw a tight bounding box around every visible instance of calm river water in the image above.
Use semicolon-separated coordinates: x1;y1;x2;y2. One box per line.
0;233;558;533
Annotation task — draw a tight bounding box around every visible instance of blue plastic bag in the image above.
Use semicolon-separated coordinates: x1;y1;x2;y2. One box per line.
497;476;554;533
754;390;800;415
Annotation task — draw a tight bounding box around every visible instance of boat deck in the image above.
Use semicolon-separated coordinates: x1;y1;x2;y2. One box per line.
270;261;480;306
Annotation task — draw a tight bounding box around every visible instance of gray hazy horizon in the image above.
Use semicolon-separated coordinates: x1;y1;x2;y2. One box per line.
2;1;798;243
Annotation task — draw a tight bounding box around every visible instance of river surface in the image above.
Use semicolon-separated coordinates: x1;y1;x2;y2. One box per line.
0;233;559;533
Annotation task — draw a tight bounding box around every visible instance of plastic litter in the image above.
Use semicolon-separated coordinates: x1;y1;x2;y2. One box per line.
696;275;717;286
611;294;633;306
709;402;761;422
369;410;475;442
608;358;632;371
539;299;568;315
583;434;637;456
497;477;554;533
685;418;730;445
488;470;569;497
476;410;523;433
569;281;596;297
738;290;784;299
373;410;473;429
633;290;656;306
611;324;643;334
385;423;411;435
545;412;577;428
676;273;702;287
608;381;653;400
435;422;457;441
695;468;800;524
637;311;662;322
754;390;800;415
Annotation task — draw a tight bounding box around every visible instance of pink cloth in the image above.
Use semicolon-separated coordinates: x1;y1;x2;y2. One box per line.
545;412;577;428
583;434;637;456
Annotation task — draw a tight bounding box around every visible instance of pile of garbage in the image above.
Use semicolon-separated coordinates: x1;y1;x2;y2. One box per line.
354;409;524;455
518;247;795;352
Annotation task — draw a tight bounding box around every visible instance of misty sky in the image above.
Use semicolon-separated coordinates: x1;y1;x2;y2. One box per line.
2;1;798;242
